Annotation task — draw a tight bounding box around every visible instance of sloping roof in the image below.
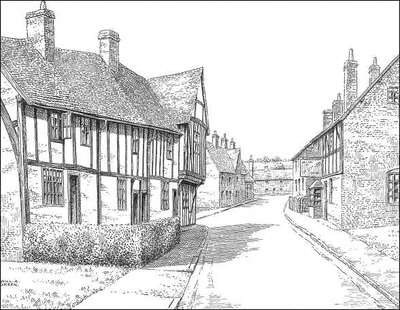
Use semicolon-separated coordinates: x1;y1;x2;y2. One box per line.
206;142;236;173
1;36;179;132
148;68;204;125
292;54;399;160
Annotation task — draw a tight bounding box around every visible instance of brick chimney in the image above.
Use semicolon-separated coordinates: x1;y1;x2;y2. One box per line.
332;93;344;121
368;57;380;85
98;29;120;75
211;131;220;148
221;133;228;149
25;0;55;62
323;109;333;129
229;138;236;149
343;48;358;111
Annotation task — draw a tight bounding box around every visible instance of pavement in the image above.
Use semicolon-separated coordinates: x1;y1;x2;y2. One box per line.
74;224;208;309
74;195;398;309
284;203;399;308
197;198;258;220
182;195;397;309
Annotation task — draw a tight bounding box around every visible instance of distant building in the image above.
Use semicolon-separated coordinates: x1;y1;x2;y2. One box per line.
292;50;399;229
246;157;293;195
197;132;254;211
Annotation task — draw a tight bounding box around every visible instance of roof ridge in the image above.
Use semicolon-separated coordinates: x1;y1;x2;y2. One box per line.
292;54;399;160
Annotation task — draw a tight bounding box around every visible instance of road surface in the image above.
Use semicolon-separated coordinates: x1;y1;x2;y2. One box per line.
191;195;383;309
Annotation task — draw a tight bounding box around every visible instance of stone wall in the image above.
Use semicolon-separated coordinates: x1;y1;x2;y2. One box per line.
341;58;399;229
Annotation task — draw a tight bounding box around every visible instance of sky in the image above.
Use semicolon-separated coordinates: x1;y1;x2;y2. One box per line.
1;1;399;160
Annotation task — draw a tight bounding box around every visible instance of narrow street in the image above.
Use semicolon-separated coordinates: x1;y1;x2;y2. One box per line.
191;195;383;309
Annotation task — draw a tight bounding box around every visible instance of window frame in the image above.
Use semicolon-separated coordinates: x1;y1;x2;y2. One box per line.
132;127;140;154
387;169;399;204
388;86;399;104
117;178;127;211
62;112;72;139
329;178;333;203
80;117;91;147
166;136;173;160
49;112;63;142
42;167;64;206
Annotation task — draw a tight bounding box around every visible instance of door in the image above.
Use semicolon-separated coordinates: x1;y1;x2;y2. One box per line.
172;189;178;217
69;175;81;224
141;192;147;222
131;191;139;225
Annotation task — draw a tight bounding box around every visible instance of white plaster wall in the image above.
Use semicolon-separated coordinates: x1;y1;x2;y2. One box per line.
36;108;49;162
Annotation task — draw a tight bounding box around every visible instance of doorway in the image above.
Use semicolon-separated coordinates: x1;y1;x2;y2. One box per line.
172;189;178;217
141;192;147;222
131;190;139;225
68;174;81;224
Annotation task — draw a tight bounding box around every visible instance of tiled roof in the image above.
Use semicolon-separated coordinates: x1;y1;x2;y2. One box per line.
206;142;236;173
292;54;400;160
1;36;179;132
148;68;204;124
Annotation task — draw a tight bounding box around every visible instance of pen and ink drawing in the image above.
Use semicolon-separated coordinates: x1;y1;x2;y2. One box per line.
1;1;399;309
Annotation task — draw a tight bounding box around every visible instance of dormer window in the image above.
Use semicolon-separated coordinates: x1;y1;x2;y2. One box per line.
388;86;399;104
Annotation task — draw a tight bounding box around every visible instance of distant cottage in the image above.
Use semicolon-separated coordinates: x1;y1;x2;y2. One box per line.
246;157;293;195
291;49;399;229
1;2;209;261
197;131;254;212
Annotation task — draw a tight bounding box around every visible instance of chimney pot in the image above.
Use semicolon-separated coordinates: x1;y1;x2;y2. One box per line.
368;56;380;85
211;130;220;148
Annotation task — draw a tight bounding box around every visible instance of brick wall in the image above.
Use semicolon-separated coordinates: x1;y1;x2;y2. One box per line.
342;58;399;229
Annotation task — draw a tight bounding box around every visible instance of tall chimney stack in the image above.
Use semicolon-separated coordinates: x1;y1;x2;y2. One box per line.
368;57;380;85
25;0;55;62
211;131;220;148
323;109;333;129
221;133;228;149
229;138;236;149
98;29;120;75
343;48;358;111
332;93;344;121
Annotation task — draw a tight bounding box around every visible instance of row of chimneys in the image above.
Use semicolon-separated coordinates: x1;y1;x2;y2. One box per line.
322;49;381;129
25;1;120;74
211;131;236;149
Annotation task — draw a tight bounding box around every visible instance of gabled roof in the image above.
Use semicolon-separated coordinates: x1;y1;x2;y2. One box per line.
206;142;236;173
148;68;209;128
0;36;181;133
292;54;400;161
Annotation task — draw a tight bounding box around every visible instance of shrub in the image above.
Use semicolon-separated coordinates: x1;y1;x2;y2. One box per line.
23;217;180;267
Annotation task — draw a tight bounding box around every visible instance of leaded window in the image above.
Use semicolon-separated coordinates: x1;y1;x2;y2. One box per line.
166;137;173;160
132;127;139;154
388;86;399;104
42;167;63;205
80;117;91;146
49;112;62;141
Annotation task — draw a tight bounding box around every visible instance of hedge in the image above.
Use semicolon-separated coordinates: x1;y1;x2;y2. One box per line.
23;217;180;267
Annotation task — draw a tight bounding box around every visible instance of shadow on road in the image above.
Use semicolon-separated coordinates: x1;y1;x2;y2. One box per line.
144;224;208;269
206;223;277;264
